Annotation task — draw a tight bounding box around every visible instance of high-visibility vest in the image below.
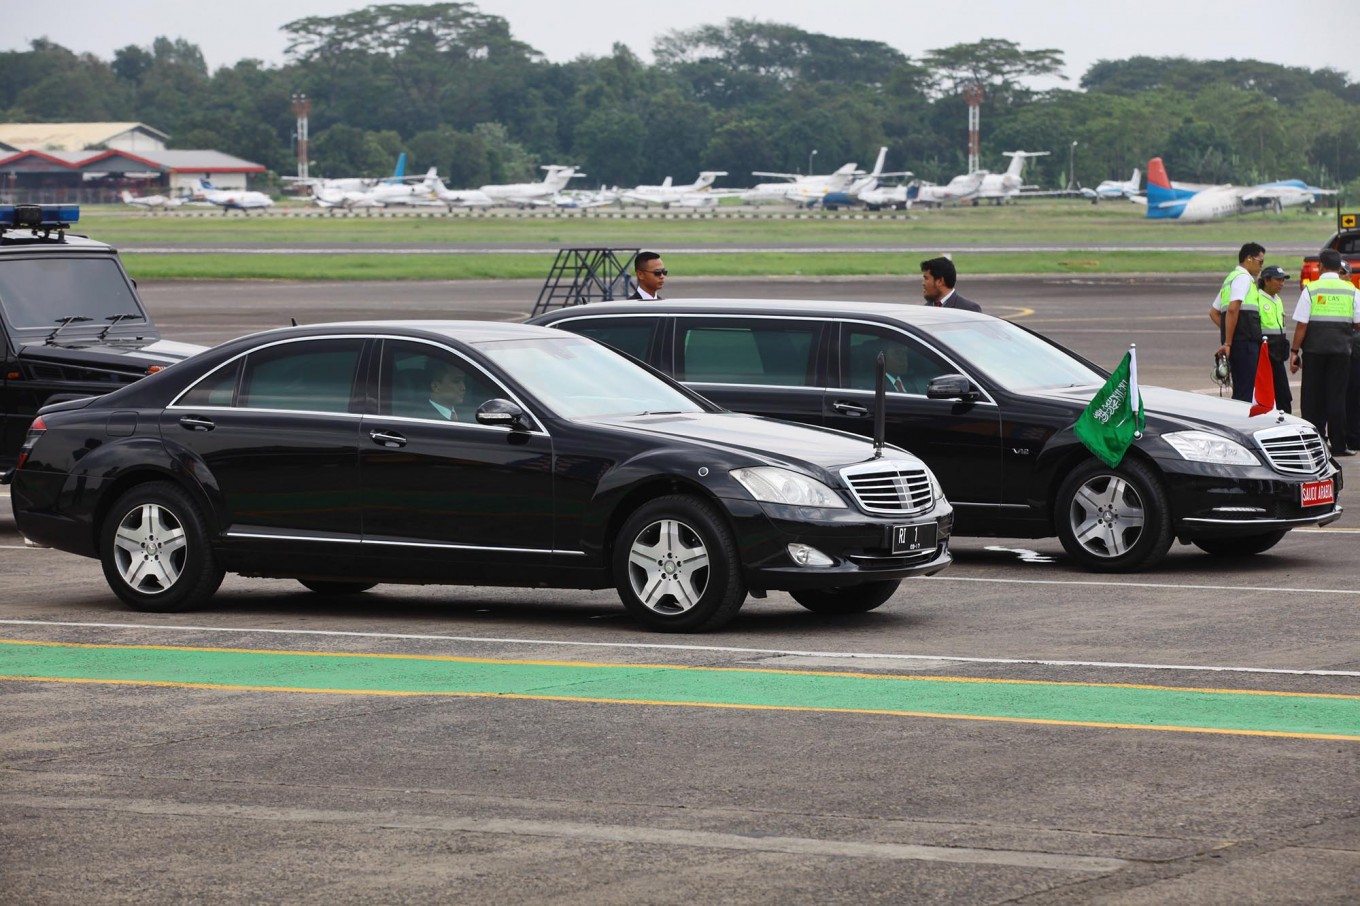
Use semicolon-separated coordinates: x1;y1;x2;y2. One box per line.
1303;276;1357;355
1219;266;1261;342
1258;290;1286;336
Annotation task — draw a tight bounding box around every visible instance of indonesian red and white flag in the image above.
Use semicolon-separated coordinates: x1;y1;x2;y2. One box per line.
1248;339;1275;417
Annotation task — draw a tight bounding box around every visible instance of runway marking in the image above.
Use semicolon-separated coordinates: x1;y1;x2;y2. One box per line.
0;795;1130;872
2;619;1357;678
1;639;1357;741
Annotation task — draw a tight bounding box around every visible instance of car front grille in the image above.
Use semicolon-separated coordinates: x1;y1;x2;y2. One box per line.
839;460;934;515
1254;424;1328;474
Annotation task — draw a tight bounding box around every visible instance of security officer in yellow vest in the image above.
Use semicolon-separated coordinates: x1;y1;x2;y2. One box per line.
1289;249;1360;456
1256;264;1293;413
1212;242;1266;402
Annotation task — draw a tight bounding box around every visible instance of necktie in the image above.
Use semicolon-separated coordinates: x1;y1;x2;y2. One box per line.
893;377;905;393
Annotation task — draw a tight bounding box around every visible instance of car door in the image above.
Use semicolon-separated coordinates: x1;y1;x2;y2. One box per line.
823;323;1004;514
164;336;367;544
671;315;828;424
358;339;556;577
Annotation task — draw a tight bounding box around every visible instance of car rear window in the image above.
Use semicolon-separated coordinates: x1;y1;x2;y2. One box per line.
236;339;364;413
677;318;818;386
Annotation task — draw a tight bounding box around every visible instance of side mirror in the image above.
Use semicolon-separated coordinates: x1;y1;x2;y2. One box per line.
476;398;531;430
926;374;979;401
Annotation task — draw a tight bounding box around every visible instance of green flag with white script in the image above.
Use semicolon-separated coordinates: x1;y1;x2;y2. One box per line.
1074;348;1145;468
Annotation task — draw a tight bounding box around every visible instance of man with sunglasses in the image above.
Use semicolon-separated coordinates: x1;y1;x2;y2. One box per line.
629;251;667;300
1211;241;1266;402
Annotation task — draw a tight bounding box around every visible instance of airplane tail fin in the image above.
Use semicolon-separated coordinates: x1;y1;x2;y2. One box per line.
384;153;408;185
120;191;133;203
1144;157;1192;219
694;171;726;190
1129;167;1141;191
660;176;672;190
1147;157;1171;190
869;146;887;178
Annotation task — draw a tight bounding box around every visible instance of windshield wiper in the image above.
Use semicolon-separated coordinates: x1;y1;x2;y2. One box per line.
98;313;141;340
46;316;92;344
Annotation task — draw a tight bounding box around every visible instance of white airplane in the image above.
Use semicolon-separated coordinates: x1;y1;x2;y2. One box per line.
1080;168;1141;202
310;185;386;210
741;162;863;207
428;176;494;209
554;185;620;209
619;171;729;207
359;167;443;206
479;165;584;207
120;190;184;210
821;148;913;209
287;153;410;195
1144;157;1337;221
194;179;274;212
905;170;989;207
974;151;1050;204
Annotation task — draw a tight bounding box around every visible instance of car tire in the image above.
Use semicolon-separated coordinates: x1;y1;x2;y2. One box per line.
100;482;224;613
1055;457;1173;572
298;580;378;595
613;495;747;632
790;580;900;615
1192;531;1288;557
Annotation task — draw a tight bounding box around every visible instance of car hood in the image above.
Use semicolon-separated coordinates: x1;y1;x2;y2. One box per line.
588;411;912;472
1033;384;1302;437
18;337;207;370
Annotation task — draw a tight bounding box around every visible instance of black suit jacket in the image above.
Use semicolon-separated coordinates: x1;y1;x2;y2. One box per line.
934;291;980;312
628;289;661;301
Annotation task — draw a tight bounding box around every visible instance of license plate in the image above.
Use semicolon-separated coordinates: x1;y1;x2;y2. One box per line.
1301;480;1334;507
890;523;937;554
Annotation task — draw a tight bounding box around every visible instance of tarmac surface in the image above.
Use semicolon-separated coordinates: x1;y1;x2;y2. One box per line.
2;275;1356;903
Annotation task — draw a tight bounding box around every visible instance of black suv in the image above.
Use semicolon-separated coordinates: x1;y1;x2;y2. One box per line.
0;205;204;476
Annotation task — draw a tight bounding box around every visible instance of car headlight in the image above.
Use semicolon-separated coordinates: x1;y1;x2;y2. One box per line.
926;466;945;500
731;467;847;508
1162;431;1259;465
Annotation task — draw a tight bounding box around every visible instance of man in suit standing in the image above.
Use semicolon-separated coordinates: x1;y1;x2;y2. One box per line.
920;256;981;311
629;251;666;300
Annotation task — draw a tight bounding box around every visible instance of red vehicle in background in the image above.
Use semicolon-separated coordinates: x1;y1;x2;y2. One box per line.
1300;210;1360;288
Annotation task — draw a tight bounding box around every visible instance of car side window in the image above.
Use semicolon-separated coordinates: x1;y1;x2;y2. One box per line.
560;317;658;361
676;318;818;386
842;327;953;395
178;358;241;408
237;339;364;413
380;340;505;423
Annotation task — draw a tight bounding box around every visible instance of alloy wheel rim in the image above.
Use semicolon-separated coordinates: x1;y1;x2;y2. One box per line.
112;503;188;594
1068;475;1145;558
626;518;711;614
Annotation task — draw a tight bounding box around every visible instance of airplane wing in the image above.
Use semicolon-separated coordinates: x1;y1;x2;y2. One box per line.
751;171;800;181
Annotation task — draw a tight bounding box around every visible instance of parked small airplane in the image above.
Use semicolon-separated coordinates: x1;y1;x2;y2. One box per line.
120;190;184;210
429;176;494;209
362;167;442;206
1144;157;1336;221
479;165;584;206
194;179;274;212
974;151;1050;204
287;153;409;194
554;185;620;209
906;170;988;207
1080;168;1141;202
821;148;912;209
620;171;729;207
741;162;863;207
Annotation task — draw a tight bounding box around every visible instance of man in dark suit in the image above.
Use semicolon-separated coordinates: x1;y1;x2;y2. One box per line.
426;361;466;421
920;256;981;311
628;251;666;300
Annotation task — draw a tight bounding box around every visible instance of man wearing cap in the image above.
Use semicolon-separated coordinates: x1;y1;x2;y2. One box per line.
1257;264;1293;413
1289;249;1360;455
1212;242;1266;402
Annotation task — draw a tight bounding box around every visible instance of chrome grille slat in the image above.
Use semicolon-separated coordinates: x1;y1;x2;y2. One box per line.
1254;425;1328;474
839;460;934;515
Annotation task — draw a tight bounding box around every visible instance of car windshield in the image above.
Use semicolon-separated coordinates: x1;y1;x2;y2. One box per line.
929;318;1104;392
478;335;705;418
0;257;147;332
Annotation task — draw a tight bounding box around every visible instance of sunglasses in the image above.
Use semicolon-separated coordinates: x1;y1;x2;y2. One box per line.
647;269;668;277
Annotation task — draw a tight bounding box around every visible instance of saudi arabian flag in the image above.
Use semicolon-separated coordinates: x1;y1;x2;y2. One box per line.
1074;347;1145;468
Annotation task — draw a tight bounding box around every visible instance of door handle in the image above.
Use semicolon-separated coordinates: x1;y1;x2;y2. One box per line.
369;430;407;448
178;415;215;432
832;401;869;417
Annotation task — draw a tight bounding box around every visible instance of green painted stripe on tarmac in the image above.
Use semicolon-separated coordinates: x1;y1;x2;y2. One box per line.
2;640;1357;740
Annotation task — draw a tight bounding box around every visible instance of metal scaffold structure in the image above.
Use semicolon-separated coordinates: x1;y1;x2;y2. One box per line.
531;248;639;316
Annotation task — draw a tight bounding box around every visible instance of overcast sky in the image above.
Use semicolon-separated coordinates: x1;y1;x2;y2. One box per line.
6;0;1357;85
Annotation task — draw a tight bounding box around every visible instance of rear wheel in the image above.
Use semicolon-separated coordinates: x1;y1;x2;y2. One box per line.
790;580;900;615
1192;531;1288;557
100;482;223;612
298;580;377;595
1055;458;1173;572
613;495;746;632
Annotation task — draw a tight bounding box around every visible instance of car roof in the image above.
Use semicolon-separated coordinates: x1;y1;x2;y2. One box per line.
239;319;570;345
0;232;115;253
532;298;990;325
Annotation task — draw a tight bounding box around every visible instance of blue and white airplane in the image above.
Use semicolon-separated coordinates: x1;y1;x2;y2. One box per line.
1080;168;1140;202
1144;157;1334;221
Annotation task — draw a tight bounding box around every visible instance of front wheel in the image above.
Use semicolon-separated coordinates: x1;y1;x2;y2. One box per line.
613;495;746;632
100;482;224;612
1055;457;1173;572
790;580;900;615
1192;531;1288;557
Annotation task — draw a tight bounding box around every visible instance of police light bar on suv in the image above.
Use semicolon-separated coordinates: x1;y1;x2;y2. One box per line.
0;204;80;234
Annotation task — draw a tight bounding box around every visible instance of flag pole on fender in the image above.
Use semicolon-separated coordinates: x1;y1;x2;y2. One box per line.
1248;337;1276;417
1073;343;1145;468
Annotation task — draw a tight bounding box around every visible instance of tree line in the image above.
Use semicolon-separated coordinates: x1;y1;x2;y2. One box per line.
3;2;1358;195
